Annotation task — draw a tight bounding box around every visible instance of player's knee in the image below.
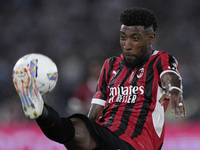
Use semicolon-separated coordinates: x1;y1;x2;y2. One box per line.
69;118;98;149
70;118;91;142
41;118;75;144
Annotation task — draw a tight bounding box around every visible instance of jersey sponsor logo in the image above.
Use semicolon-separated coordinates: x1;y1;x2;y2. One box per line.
108;85;144;104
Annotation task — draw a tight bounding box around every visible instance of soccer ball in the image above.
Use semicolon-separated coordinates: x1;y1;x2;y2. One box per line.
13;53;58;95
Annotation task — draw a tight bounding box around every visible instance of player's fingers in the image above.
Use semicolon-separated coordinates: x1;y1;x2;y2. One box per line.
170;95;175;113
159;94;170;106
171;94;179;114
179;106;184;118
179;103;186;118
175;105;179;118
176;95;181;118
170;92;186;118
174;93;186;118
177;94;186;118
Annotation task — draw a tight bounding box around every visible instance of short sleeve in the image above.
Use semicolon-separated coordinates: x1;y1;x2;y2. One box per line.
156;53;181;79
91;59;109;106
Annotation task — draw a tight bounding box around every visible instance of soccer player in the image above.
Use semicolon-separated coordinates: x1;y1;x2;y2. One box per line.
13;7;186;150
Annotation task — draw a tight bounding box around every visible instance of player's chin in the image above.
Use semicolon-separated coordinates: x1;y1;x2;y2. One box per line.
124;56;136;64
123;57;137;68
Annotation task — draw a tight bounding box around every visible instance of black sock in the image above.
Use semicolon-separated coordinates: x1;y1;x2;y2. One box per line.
36;104;75;144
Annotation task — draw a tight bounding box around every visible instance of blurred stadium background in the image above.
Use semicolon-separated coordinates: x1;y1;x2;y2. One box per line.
0;0;200;149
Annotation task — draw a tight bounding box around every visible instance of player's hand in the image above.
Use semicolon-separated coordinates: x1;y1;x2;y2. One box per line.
159;90;186;119
169;90;186;118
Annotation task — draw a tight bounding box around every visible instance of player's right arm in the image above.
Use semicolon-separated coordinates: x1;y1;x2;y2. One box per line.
87;59;110;122
88;104;104;122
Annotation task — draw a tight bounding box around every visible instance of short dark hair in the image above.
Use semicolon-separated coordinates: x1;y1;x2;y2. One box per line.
120;7;158;32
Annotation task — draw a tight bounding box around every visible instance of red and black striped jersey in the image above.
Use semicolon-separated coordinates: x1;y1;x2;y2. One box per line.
92;50;181;150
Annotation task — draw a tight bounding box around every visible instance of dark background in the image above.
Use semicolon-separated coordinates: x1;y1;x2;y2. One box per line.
0;0;199;122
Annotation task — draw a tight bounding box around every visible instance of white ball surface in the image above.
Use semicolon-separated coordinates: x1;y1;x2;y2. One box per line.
13;53;58;95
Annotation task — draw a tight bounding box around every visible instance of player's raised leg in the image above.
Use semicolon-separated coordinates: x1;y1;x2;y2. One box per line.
13;65;44;119
13;65;98;150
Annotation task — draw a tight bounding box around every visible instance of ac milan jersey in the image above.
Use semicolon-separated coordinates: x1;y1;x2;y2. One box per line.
91;50;181;150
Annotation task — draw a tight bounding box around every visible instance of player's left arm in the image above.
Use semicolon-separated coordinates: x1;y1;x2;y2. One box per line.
157;53;186;118
159;71;186;118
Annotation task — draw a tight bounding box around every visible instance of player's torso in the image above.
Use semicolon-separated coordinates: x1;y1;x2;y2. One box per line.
98;52;162;139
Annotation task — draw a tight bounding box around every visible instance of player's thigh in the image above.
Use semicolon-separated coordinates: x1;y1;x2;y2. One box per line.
64;117;97;150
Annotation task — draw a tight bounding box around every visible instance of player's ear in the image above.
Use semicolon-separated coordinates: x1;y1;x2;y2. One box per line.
148;33;155;45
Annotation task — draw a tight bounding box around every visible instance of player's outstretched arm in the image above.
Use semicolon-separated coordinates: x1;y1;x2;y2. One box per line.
159;72;186;118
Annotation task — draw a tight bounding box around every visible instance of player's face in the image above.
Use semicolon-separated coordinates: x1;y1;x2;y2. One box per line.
120;25;155;66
